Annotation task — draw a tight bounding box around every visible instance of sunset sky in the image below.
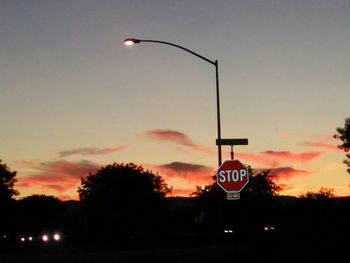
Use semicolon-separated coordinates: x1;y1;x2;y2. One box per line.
1;0;349;200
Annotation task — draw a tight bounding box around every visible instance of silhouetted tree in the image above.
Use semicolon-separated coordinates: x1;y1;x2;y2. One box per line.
299;187;335;200
242;168;282;197
291;187;337;236
0;160;18;233
193;167;281;201
334;117;350;174
78;163;171;240
0;160;18;201
192;167;281;230
16;195;65;234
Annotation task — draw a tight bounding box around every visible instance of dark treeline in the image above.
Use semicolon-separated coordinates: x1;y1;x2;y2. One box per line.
2;193;350;261
1;161;350;262
1;119;349;262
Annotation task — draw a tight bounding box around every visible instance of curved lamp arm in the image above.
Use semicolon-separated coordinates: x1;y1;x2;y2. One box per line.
124;38;216;66
124;37;222;166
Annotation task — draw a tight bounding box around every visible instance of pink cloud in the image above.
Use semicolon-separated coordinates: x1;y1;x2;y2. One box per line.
261;150;324;163
18;160;100;199
237;149;324;168
142;129;214;155
36;160;99;179
153;162;214;184
143;129;193;145
45;184;67;192
237;150;317;183
269;167;312;181
301;141;342;152
59;146;126;157
237;152;279;167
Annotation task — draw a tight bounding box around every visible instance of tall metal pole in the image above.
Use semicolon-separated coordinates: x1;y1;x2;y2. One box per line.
124;38;223;167
215;60;222;167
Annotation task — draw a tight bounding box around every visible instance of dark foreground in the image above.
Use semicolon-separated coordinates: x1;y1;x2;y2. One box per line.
0;245;233;263
1;228;348;263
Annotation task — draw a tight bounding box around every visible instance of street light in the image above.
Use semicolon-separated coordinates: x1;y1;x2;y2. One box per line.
124;37;222;167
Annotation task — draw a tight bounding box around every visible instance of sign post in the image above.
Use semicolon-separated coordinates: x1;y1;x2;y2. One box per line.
216;159;249;200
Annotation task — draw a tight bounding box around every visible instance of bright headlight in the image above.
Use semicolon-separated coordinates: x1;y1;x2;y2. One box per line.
42;234;49;242
53;233;60;241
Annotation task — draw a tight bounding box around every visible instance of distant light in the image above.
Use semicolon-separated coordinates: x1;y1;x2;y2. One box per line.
224;229;234;234
53;233;60;241
42;235;49;242
20;237;25;242
124;38;141;46
28;236;33;241
264;225;276;231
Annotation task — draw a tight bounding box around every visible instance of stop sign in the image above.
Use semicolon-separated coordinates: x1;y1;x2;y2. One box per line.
217;160;249;193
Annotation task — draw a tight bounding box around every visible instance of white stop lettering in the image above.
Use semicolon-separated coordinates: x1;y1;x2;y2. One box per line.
219;169;247;183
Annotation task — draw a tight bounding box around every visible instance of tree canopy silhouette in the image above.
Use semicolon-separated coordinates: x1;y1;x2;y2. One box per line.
0;159;18;202
334;117;350;174
299;187;335;200
193;167;281;200
0;160;18;233
78;163;171;239
16;195;65;233
192;167;281;228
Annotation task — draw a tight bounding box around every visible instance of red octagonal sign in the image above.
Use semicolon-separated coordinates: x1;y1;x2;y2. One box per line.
217;160;249;193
